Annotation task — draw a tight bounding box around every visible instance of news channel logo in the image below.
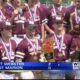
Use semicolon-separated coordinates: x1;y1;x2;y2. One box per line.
73;62;80;70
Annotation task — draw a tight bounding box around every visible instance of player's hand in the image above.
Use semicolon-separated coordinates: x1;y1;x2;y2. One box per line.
65;59;71;62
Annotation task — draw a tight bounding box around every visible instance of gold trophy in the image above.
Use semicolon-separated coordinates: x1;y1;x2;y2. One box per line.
41;37;55;62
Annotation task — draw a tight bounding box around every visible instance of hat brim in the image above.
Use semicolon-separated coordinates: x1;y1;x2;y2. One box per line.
25;24;37;29
53;20;67;25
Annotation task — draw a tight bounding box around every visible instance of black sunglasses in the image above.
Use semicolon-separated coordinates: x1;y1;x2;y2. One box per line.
4;27;12;30
55;22;63;24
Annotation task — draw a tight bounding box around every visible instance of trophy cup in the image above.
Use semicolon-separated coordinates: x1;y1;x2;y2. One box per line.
41;37;55;62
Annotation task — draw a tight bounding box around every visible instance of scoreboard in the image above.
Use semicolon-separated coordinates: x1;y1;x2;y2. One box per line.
0;62;80;71
73;62;80;70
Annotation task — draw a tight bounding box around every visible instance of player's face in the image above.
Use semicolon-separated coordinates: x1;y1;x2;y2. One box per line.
25;27;36;36
1;27;12;38
74;24;80;30
31;29;36;35
53;22;64;31
53;0;62;4
13;0;21;7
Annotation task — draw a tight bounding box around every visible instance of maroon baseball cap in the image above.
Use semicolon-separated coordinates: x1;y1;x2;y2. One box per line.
72;17;80;25
24;21;37;30
53;16;67;24
0;21;12;30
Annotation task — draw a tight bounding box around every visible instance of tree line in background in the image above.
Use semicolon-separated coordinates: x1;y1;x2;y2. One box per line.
21;0;74;7
40;0;74;6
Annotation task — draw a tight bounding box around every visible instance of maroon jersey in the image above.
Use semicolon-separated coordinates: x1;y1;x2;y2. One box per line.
67;4;76;14
49;5;67;18
48;5;68;29
23;4;40;34
36;3;49;33
36;3;49;23
48;33;73;61
69;30;80;60
72;37;80;50
2;2;14;20
12;13;26;35
0;38;16;62
68;2;80;13
67;4;80;26
23;3;48;34
71;10;80;25
2;2;26;35
16;37;41;62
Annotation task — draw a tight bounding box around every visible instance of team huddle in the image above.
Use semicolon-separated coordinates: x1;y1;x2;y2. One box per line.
0;0;80;79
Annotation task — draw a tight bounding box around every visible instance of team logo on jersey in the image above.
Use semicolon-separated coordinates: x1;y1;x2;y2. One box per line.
58;52;63;57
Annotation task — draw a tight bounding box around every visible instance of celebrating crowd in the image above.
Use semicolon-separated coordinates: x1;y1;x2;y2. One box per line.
0;0;80;79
